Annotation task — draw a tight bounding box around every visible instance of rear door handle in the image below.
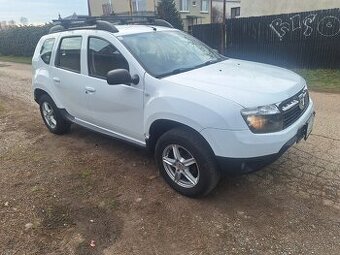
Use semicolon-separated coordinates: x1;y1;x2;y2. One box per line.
85;87;96;93
53;77;60;83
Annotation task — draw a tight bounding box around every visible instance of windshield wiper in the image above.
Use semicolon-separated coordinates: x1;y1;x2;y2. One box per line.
156;59;224;79
197;59;219;67
156;67;197;78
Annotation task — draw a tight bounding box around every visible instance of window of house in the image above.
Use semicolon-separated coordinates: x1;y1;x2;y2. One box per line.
40;38;55;64
231;7;240;18
180;0;189;11
88;37;129;79
55;37;82;73
201;0;209;12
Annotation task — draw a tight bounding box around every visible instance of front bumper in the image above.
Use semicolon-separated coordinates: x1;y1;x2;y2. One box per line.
200;100;315;175
215;134;296;176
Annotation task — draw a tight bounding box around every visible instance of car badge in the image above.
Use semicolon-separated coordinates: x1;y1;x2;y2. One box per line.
298;93;306;110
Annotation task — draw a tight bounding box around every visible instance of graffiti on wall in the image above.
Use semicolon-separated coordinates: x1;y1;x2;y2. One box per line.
270;13;340;40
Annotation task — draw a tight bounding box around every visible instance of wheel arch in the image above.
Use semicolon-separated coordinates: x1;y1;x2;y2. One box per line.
147;119;214;155
34;88;50;103
34;88;63;109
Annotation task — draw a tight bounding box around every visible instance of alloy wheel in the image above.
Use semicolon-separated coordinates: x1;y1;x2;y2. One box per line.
42;102;57;129
162;144;200;188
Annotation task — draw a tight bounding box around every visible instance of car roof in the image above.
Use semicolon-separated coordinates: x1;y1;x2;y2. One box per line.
43;24;176;39
114;25;176;36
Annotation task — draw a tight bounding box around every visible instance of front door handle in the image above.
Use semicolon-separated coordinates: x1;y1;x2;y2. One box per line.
85;87;96;94
53;77;60;83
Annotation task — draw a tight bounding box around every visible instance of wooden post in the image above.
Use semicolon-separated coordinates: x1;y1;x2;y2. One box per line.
221;0;226;53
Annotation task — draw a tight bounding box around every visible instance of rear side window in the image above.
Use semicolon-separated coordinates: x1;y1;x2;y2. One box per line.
88;37;129;79
40;38;55;64
55;37;82;73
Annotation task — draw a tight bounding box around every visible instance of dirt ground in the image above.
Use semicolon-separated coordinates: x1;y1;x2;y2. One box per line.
0;62;339;255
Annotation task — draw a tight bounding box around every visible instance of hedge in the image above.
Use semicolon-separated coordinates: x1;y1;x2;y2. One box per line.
0;25;52;57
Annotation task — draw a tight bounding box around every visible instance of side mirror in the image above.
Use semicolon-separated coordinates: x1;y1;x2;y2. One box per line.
107;69;139;85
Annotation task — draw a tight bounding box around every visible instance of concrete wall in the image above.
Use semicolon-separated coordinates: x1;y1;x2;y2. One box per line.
111;1;130;13
111;0;156;13
241;0;340;17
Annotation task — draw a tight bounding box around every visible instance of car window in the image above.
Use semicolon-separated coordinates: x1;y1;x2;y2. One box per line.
40;38;55;64
88;37;129;79
55;37;82;73
120;31;225;78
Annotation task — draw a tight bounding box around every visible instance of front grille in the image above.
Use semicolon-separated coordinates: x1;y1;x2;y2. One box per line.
280;89;310;129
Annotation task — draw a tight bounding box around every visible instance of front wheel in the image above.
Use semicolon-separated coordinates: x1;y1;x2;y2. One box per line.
155;128;221;197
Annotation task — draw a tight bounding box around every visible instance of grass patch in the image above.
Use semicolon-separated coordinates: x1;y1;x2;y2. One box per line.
0;55;32;64
294;69;340;93
31;185;44;193
98;198;119;210
80;169;92;179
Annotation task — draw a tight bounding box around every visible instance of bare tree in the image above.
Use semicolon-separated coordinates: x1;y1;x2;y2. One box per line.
20;17;28;25
212;7;223;23
8;20;16;26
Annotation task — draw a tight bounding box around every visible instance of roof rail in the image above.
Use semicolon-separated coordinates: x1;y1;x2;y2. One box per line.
153;19;173;28
49;19;119;34
49;15;174;34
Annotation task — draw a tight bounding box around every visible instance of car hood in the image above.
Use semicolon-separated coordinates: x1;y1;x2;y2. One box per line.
163;59;306;108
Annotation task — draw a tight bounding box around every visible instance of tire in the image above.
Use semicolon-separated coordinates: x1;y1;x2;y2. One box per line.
155;127;221;197
39;94;71;135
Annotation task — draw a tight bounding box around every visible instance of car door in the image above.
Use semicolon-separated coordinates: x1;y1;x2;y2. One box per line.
49;35;91;121
85;35;145;144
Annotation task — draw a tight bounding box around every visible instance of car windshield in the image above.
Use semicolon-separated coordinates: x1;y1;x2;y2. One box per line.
120;30;226;78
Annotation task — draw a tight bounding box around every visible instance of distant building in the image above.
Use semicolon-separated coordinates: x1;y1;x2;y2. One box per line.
88;0;113;16
89;0;212;31
111;0;156;14
241;0;340;17
212;0;241;22
176;0;211;31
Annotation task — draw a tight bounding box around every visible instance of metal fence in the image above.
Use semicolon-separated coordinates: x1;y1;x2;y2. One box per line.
191;23;224;52
192;8;340;69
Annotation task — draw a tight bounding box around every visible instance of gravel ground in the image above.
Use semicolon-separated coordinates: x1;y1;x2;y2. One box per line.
0;62;339;255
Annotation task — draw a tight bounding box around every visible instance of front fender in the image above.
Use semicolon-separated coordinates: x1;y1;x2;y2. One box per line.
144;94;247;137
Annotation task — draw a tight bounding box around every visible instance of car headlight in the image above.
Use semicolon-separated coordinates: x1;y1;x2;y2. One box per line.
241;105;283;133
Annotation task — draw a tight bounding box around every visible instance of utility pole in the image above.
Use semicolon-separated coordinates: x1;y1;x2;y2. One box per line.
87;0;91;16
221;0;226;53
129;0;133;16
210;0;213;23
223;0;226;22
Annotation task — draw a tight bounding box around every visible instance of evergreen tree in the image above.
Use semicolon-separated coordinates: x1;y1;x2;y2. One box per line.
157;0;184;30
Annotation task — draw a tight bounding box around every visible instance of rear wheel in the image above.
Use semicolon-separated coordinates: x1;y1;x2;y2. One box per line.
39;95;71;135
155;128;220;197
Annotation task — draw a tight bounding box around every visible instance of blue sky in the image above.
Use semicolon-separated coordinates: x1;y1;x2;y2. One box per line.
0;0;89;24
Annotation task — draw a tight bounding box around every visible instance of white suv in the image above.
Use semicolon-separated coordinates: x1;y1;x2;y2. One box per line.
32;19;315;197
